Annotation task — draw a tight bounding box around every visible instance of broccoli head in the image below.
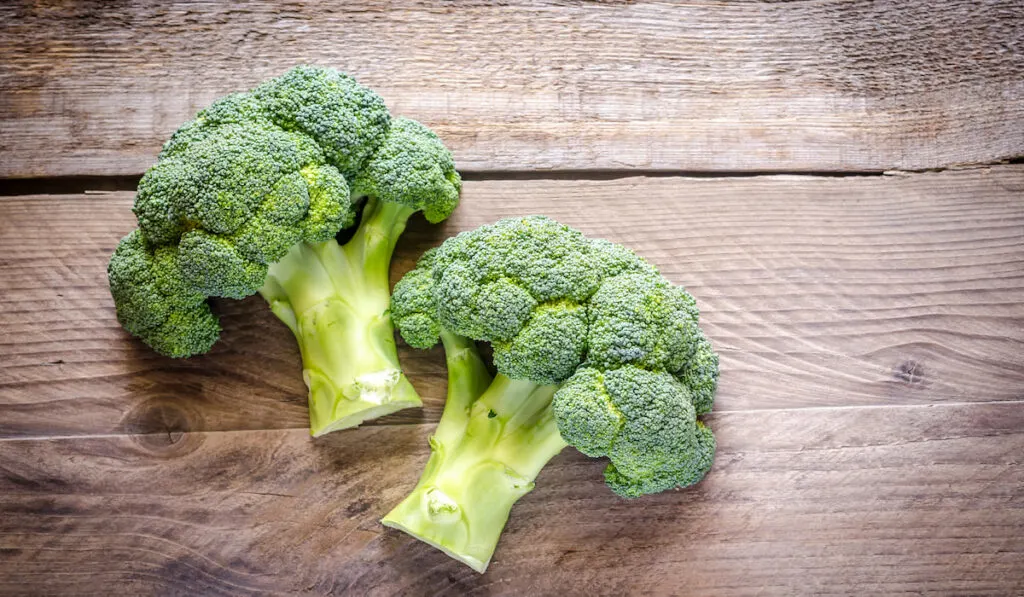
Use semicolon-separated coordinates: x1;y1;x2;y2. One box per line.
107;66;461;436
382;216;718;572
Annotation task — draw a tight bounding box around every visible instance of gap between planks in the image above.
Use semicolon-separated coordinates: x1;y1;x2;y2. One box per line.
0;167;1003;197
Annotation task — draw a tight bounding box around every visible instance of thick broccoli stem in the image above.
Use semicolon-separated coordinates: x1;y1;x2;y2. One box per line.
382;334;567;572
431;331;494;445
260;197;420;436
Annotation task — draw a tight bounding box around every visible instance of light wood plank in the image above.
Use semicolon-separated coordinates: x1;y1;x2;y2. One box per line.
0;402;1020;595
3;168;1024;437
1;1;1022;177
2;167;1023;440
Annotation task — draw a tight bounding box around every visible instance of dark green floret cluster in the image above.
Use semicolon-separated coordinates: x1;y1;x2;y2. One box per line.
383;216;718;571
107;66;461;435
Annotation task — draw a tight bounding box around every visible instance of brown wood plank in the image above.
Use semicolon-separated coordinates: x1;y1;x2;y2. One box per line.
0;401;1020;595
1;1;1022;177
2;167;1024;438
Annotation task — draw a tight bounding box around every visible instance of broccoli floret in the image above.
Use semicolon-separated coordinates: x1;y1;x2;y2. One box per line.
585;272;702;373
382;216;718;572
107;231;220;358
107;66;461;436
353;118;461;223
560;365;715;498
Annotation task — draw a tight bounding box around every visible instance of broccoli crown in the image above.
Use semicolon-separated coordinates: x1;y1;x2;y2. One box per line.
391;216;718;496
109;66;461;356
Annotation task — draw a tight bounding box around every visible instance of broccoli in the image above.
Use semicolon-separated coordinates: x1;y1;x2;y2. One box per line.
107;66;462;436
381;216;718;572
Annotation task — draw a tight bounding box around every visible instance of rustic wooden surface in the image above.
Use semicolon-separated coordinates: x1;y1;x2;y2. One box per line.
3;170;1024;439
2;1;1024;595
2;0;1024;177
1;171;1023;594
1;403;1021;596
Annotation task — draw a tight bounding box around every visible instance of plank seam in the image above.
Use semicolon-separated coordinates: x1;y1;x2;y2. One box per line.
2;162;1021;197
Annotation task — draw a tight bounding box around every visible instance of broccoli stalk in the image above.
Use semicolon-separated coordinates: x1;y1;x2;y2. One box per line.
382;332;566;571
259;198;420;435
383;216;719;572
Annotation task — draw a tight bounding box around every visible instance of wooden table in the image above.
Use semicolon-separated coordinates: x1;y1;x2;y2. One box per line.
2;2;1022;595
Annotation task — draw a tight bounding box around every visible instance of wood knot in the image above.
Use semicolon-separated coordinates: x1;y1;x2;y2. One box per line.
345;499;373;518
893;360;925;385
122;397;204;455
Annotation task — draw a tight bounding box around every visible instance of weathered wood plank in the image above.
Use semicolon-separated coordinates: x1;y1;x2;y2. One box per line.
2;168;1024;438
1;1;1022;177
0;402;1020;595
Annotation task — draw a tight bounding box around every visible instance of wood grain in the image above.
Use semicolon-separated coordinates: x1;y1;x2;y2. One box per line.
2;167;1023;438
0;401;1020;596
1;1;1023;177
